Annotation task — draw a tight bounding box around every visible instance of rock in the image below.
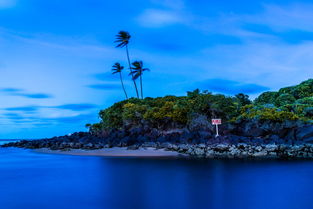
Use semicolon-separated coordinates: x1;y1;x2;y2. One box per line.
264;144;278;152
159;142;173;149
297;125;313;142
213;144;229;152
141;142;157;148
205;149;215;158
188;113;211;131
149;128;160;139
229;146;240;156
129;127;144;136
156;136;167;143
198;131;212;139
255;146;263;152
193;147;206;156
198;144;206;149
172;144;179;151
178;144;189;152
127;144;139;150
252;151;267;157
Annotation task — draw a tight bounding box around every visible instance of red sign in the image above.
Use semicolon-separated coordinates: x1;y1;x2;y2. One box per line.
212;119;222;125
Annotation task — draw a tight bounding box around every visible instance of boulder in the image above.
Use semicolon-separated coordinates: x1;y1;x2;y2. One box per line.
141;142;157;148
296;125;313;142
188;113;211;131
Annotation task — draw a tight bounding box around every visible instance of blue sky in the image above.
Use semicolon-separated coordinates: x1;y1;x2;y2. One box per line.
0;0;312;138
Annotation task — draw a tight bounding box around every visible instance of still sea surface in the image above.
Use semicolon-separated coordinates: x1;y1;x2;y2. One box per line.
1;139;313;209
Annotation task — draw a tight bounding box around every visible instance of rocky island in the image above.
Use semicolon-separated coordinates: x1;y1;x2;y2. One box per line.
2;79;313;159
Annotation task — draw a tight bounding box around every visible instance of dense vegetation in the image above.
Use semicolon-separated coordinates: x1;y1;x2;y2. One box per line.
87;79;313;134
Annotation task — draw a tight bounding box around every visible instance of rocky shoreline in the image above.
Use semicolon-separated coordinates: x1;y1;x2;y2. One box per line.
2;117;313;159
2;131;313;159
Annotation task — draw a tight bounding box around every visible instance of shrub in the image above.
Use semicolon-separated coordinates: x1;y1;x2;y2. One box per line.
239;106;299;122
275;93;296;107
254;92;278;105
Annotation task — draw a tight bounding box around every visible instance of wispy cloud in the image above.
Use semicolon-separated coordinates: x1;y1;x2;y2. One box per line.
0;0;16;9
0;88;22;92
54;104;98;111
4;103;98;112
150;0;185;10
5;106;39;112
48;113;96;124
193;78;269;95
17;93;53;99
246;4;313;32
0;88;53;99
88;83;123;90
137;9;187;28
94;72;115;81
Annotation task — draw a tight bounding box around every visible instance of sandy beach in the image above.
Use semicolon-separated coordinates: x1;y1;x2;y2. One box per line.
35;147;188;158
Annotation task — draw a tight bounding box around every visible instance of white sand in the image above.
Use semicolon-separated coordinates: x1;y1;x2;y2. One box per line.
35;147;187;158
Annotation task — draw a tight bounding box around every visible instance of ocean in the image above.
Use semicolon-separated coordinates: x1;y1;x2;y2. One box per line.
1;140;313;209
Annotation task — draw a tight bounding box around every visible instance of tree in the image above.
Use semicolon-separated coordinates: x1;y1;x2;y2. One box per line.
235;93;252;106
254;91;278;105
115;31;139;98
131;61;150;99
112;63;128;99
275;93;296;107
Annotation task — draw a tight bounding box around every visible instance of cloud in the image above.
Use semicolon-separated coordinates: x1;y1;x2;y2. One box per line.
3;113;27;120
0;0;16;8
94;72;115;81
49;114;96;124
0;88;53;99
3;103;98;113
88;83;122;90
193;78;269;95
0;88;22;92
248;4;313;32
2;113;37;123
16;93;53;99
205;3;313;40
55;104;98;111
137;9;186;28
150;0;185;10
5;106;39;112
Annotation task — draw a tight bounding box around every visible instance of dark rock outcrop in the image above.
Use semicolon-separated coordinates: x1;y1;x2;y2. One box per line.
1;119;313;159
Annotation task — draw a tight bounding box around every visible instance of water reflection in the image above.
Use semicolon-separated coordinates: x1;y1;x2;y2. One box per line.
1;149;313;209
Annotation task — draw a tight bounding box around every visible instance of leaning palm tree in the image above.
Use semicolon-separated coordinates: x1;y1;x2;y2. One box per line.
112;62;128;99
131;61;150;99
115;31;139;98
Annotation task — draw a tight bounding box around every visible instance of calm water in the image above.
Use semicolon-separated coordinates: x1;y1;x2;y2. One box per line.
1;141;313;209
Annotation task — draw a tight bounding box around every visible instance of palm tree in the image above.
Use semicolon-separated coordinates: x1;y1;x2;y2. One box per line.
112;62;128;99
131;61;150;99
115;31;139;98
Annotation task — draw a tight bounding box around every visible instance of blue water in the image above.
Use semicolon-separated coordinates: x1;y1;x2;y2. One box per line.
1;144;313;209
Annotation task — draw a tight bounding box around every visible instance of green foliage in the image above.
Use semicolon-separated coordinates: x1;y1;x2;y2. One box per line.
122;103;148;123
296;97;313;105
275;93;296;107
255;79;313;106
91;91;240;131
254;91;278;105
239;106;299;122
89;79;313;133
235;93;252;107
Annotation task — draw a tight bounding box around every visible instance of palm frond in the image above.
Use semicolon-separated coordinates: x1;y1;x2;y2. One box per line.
133;72;140;80
115;31;131;48
112;62;124;74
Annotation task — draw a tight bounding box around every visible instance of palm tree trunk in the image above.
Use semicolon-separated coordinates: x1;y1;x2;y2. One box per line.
140;74;143;99
120;72;128;99
125;45;139;99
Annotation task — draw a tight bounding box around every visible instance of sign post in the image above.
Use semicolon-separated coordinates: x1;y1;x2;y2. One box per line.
212;119;222;137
